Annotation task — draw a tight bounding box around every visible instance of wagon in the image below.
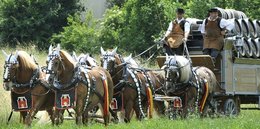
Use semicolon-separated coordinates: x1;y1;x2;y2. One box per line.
156;20;260;116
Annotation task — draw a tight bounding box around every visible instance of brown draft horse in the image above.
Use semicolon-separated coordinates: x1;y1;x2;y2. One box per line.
101;47;165;123
46;45;113;125
162;55;218;118
2;50;54;126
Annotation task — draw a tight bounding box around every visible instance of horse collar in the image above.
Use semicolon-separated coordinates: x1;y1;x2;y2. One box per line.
52;66;80;90
12;67;40;88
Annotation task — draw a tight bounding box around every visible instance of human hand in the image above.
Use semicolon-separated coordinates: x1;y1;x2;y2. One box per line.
221;30;226;35
182;38;187;42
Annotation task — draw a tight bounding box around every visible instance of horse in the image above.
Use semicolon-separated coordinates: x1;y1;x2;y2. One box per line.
2;50;55;126
46;44;114;126
162;55;218;118
77;53;99;67
100;47;165;122
74;52;119;122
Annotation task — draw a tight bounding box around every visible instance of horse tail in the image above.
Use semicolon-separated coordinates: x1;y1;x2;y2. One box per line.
200;79;209;113
102;78;109;119
146;87;153;118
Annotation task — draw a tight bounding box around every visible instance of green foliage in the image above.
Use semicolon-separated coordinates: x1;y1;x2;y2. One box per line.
99;6;124;49
186;0;215;19
100;0;168;56
51;12;99;54
107;0;127;8
0;0;81;49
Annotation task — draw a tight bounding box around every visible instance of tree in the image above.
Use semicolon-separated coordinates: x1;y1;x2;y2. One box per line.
0;0;82;49
100;0;169;56
51;12;99;54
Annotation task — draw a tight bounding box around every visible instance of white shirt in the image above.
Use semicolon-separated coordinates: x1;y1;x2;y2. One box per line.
200;17;234;34
164;18;191;37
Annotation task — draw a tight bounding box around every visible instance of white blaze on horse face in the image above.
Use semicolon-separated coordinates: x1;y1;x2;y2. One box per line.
103;60;108;69
47;60;53;72
4;66;9;80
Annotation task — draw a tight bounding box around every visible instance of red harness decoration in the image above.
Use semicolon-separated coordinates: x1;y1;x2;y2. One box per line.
173;97;182;108
17;97;28;109
200;79;209;113
61;94;71;107
102;78;109;118
146;87;153;118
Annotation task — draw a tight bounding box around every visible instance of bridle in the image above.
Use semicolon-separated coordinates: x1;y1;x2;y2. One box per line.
3;54;41;89
102;53;117;74
46;51;65;77
164;58;180;84
3;54;18;82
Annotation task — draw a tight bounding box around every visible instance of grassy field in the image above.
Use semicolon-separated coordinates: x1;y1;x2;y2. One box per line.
0;46;260;129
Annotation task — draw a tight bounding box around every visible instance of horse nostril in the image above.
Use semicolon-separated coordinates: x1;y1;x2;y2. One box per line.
48;78;53;83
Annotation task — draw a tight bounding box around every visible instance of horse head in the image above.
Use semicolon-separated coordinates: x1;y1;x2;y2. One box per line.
162;54;192;94
78;53;98;67
100;47;120;74
123;54;139;68
46;44;76;84
2;50;38;91
162;55;180;93
2;50;19;91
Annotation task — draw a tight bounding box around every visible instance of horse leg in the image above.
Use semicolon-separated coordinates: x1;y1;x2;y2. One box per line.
25;108;39;127
20;111;27;124
75;100;84;125
109;107;119;123
82;110;88;125
124;99;134;123
133;100;143;121
153;100;166;116
101;103;110;126
59;109;65;124
46;109;55;125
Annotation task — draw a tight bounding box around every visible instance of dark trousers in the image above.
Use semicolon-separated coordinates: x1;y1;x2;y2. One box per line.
203;48;220;59
163;44;184;55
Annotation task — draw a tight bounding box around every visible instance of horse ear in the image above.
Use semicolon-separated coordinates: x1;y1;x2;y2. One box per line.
166;53;169;59
48;44;53;55
112;47;117;55
101;47;105;55
129;53;132;58
125;53;132;61
2;50;8;58
57;44;61;51
72;51;77;61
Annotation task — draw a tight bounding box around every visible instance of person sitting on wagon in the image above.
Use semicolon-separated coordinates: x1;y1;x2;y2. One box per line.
200;8;234;62
162;8;191;55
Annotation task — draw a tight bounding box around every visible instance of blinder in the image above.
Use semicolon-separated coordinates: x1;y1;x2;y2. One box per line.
3;54;19;82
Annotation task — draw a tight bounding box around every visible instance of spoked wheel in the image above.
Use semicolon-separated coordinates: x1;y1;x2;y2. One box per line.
224;98;238;116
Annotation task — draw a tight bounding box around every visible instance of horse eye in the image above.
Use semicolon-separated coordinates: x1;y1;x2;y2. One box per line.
54;62;58;65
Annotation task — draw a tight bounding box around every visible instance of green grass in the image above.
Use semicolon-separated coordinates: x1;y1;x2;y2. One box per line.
1;46;260;129
1;110;260;129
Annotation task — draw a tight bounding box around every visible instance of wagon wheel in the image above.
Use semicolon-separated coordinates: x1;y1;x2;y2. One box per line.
224;98;238;116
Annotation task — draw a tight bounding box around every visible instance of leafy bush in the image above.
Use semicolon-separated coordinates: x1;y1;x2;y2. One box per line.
51;12;100;54
0;0;82;49
100;0;168;56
